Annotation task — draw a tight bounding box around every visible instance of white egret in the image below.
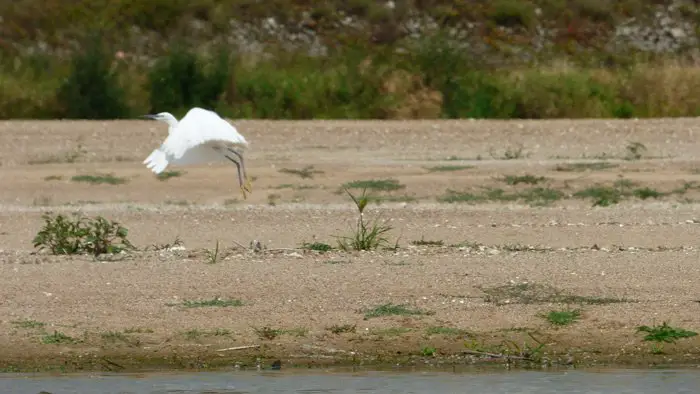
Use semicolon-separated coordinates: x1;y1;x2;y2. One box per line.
142;107;253;199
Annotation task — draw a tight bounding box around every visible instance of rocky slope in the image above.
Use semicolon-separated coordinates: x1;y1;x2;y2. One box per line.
1;0;698;62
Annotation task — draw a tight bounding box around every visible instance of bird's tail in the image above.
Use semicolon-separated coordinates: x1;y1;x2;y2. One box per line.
143;148;169;174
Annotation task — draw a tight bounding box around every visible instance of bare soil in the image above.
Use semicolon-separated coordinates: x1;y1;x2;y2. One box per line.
1;118;700;372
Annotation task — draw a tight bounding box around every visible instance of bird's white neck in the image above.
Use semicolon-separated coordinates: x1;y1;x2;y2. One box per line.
163;119;179;128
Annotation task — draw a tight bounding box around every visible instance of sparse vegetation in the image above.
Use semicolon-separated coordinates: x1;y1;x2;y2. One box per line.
542;309;581;326
302;242;333;252
362;303;434;319
490;145;528;160
421;346;437;356
637;322;697;344
279;166;324;179
156;170;185;181
41;331;77;345
438;187;563;206
71;174;128;185
410;237;444;247
327;324;357;334
205;240;222;264
335;188;395;251
254;326;308;340
499;175;547;185
254;326;282;340
267;193;281;206
555;162;619;172
32;213;134;256
183;328;232;340
11;319;46;329
342;179;405;192
481;282;630;306
123;327;154;334
624;142;648;161
464;332;547;365
574;181;666;207
425;165;473;172
180;297;244;308
147;236;183;251
43;175;63;181
426;326;471;336
100;331;130;343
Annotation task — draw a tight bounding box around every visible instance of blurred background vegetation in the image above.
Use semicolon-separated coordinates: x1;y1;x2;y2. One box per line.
0;0;699;120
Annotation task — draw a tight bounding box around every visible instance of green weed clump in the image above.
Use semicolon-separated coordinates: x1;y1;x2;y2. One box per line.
335;188;395;251
33;213;134;256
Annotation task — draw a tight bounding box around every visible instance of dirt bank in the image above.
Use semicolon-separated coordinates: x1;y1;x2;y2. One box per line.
1;119;700;372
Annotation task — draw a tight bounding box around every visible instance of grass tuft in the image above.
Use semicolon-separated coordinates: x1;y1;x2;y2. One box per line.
71;174;128;185
555;162;618;172
499;174;548;185
362;303;434;319
342;179;405;192
302;242;333;252
425;165;473;172
410;237;444;247
543;309;581;326
41;331;76;345
181;297;244;308
482;282;630;306
335;188;395;251
279;165;324;179
205;240;222;264
156;170;185;181
327;324;357;334
11;319;45;329
438;187;563;206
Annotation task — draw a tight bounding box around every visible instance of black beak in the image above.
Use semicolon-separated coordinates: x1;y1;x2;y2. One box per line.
141;114;157;120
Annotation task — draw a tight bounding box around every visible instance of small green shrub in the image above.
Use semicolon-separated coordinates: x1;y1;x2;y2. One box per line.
637;322;697;344
33;213;134;256
487;0;537;29
55;33;129;119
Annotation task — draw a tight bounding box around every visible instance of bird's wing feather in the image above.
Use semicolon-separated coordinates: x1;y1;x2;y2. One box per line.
159;108;248;161
143;148;169;174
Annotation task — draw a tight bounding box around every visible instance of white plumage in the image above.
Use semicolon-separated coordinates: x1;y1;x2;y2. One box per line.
142;107;253;198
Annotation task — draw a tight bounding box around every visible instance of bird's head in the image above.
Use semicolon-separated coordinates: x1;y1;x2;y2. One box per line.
142;112;178;127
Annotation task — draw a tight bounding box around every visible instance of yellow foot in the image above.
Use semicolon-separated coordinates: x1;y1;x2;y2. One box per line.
239;177;253;200
243;177;253;194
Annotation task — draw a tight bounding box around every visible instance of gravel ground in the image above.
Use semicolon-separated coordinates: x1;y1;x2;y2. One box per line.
1;118;700;372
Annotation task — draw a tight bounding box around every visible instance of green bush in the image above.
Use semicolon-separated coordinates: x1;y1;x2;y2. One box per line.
55;34;129;119
33;213;135;256
227;50;395;119
147;45;231;114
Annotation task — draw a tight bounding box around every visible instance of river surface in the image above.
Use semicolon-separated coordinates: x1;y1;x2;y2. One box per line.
1;367;699;393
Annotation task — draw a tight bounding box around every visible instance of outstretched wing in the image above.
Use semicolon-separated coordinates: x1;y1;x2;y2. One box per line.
144;148;169;174
159;107;248;161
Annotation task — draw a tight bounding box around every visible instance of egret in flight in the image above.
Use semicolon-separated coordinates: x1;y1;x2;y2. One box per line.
142;107;253;198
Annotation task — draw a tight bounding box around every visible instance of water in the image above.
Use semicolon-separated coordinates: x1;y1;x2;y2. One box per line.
2;368;699;394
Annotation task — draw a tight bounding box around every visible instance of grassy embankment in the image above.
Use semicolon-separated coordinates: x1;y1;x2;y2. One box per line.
1;0;699;120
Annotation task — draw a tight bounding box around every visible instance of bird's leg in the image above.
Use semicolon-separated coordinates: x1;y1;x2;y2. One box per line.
227;148;252;194
224;154;248;199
